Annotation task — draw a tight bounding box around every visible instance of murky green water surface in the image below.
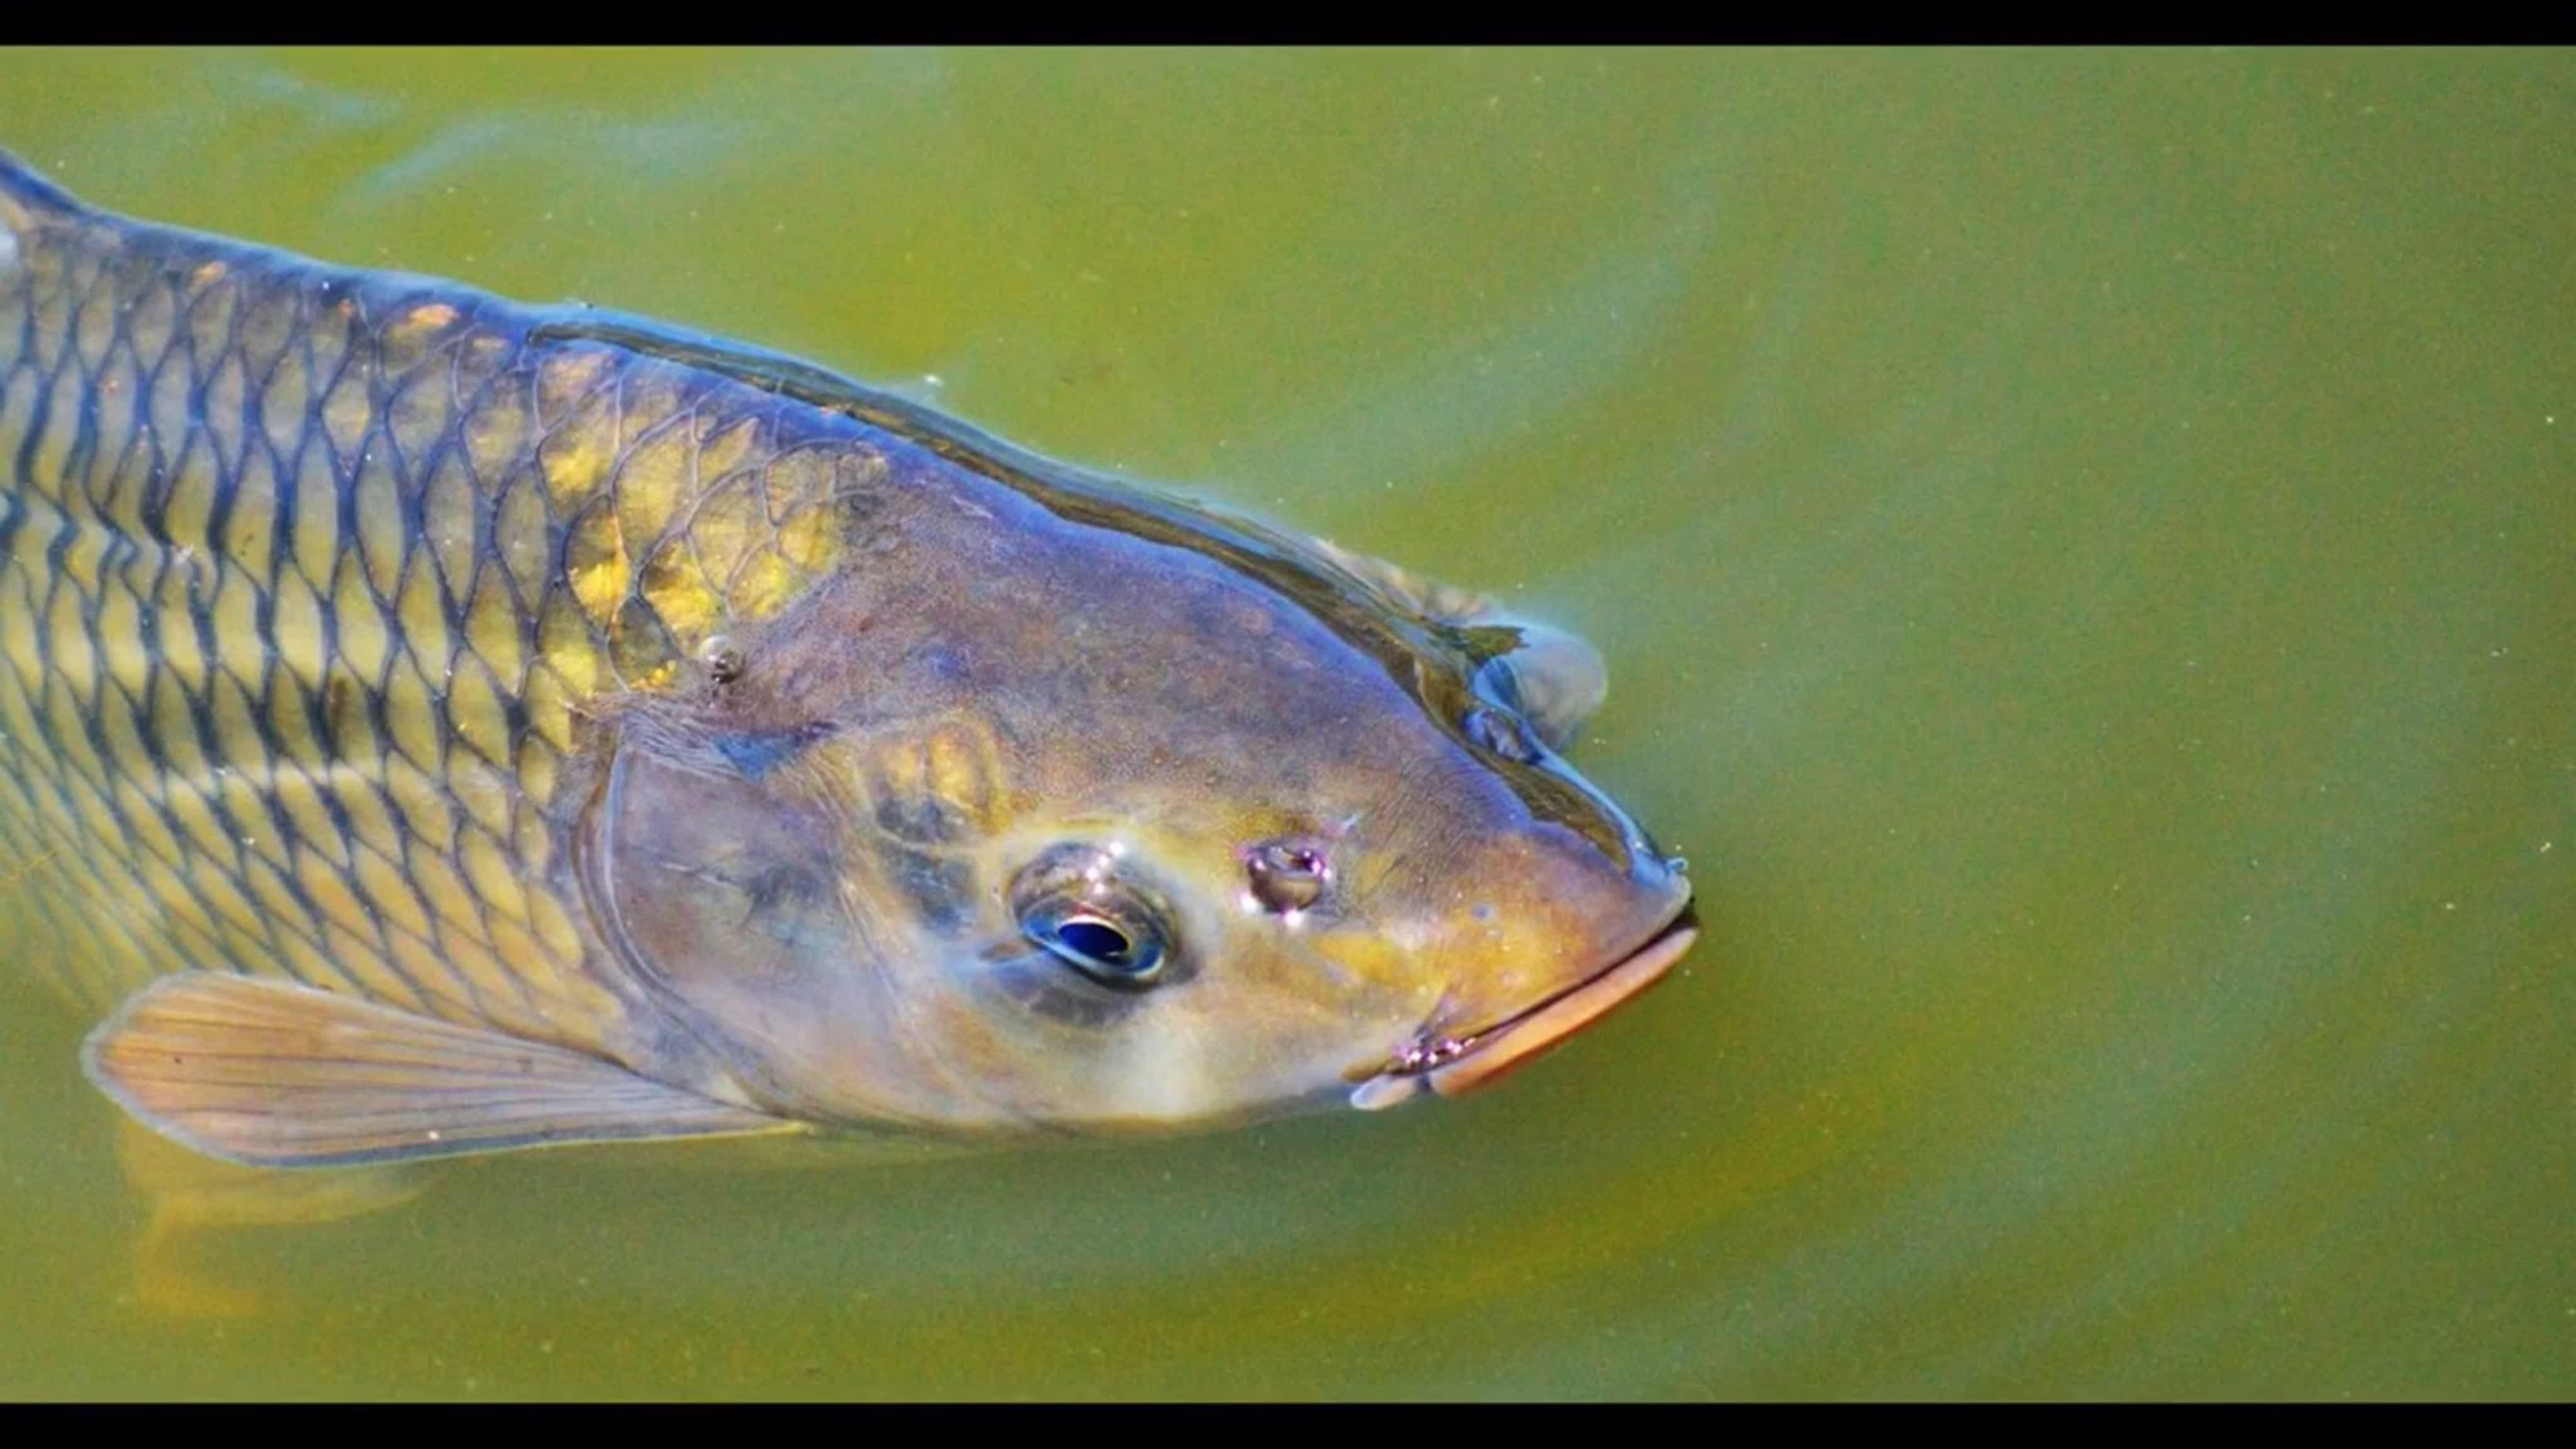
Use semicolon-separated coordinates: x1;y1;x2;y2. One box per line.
1;47;2570;1399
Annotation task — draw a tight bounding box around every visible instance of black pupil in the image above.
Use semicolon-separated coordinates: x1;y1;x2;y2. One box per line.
1057;918;1135;968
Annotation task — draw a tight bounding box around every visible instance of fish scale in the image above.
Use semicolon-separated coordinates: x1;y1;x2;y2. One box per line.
0;158;863;1046
1;151;1692;1175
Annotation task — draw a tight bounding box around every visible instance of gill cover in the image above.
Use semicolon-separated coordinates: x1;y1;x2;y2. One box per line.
585;712;912;1124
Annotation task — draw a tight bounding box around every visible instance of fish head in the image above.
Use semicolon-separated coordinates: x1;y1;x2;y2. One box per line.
584;481;1693;1136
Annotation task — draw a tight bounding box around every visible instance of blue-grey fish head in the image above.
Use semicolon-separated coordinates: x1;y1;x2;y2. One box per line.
582;472;1694;1136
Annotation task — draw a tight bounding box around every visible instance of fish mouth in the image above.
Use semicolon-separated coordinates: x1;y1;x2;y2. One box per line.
1348;908;1701;1111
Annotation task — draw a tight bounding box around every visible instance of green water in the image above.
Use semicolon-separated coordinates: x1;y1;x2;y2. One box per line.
2;47;2570;1400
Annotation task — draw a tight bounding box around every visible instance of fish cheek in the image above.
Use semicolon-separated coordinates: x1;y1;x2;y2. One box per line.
843;713;1014;939
587;738;878;1090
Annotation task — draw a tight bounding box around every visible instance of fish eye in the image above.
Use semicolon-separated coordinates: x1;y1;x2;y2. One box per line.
1463;704;1543;764
1024;900;1166;987
1011;845;1175;991
1244;839;1330;914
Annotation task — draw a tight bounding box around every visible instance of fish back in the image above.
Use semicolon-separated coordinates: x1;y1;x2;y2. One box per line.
0;153;872;1047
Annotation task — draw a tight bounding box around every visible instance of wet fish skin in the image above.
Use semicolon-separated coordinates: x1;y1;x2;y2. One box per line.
0;151;1693;1166
0;155;867;1075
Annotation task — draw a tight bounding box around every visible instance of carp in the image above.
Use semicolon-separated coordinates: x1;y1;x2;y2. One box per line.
0;150;1695;1186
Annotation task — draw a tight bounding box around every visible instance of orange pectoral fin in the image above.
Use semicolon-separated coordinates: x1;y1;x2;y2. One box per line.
82;974;799;1169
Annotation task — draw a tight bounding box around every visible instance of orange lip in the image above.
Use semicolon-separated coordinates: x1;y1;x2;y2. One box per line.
1349;922;1699;1111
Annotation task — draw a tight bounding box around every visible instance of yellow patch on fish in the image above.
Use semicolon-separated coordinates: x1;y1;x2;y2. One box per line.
541;424;615;513
566;506;630;626
638;539;723;644
464;571;526;689
381;301;461;370
3;150;1691;1200
521;662;578;755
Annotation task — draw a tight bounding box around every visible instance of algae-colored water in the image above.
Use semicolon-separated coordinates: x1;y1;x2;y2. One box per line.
1;47;2569;1399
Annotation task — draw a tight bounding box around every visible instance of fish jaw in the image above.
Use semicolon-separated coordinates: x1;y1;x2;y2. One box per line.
1347;911;1699;1111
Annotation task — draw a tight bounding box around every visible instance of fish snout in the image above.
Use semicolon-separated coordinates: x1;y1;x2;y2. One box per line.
1349;833;1695;1109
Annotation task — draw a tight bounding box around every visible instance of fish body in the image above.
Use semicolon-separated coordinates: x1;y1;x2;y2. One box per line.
0;152;1693;1169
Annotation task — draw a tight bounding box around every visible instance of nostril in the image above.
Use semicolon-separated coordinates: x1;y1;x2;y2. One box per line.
1244;839;1330;914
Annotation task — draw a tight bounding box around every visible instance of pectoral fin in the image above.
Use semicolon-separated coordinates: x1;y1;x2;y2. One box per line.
83;974;798;1169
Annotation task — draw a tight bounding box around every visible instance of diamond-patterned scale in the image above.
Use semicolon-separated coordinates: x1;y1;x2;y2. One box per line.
1;162;865;1055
